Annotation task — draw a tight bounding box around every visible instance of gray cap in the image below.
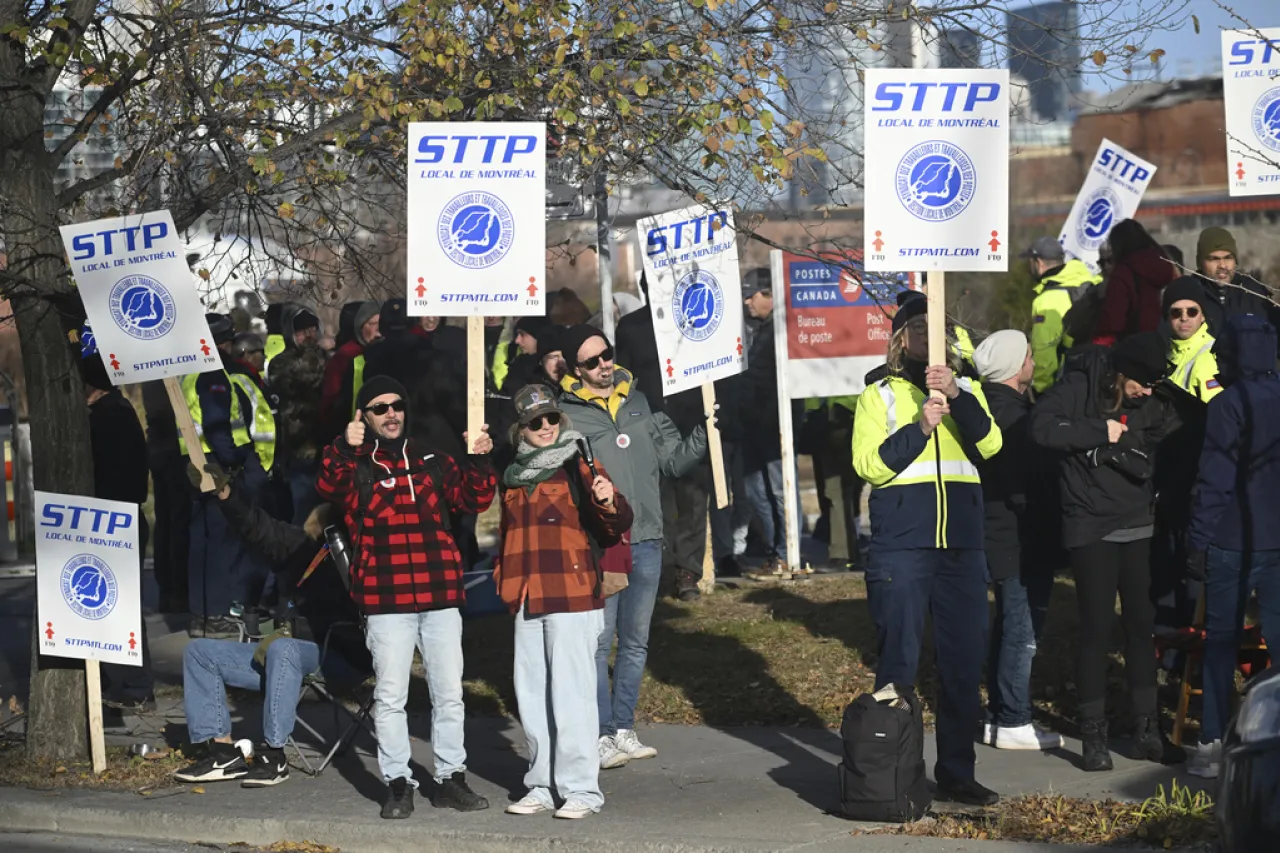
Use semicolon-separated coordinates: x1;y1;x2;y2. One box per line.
1019;236;1066;261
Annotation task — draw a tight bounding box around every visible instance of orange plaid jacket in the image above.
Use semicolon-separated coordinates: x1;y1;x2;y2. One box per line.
495;458;633;616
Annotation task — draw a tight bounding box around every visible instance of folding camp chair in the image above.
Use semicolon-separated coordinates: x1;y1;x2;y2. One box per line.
1171;596;1271;746
286;620;376;776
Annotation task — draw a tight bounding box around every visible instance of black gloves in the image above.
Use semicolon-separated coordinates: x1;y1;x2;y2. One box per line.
186;461;234;494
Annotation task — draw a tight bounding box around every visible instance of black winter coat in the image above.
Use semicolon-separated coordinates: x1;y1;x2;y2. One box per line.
1030;347;1180;550
977;383;1057;580
218;487;371;677
1189;273;1280;350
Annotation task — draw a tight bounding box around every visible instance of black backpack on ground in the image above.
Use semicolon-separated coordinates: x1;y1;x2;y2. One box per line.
836;688;931;822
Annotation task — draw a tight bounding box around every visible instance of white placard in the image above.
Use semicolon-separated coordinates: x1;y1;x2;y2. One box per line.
863;69;1010;272
1058;139;1158;273
35;492;142;667
636;205;746;396
1222;29;1280;197
60;211;221;385
406;121;547;317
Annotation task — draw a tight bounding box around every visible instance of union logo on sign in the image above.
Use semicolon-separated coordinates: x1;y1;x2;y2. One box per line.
894;140;977;222
437;191;515;269
1076;186;1122;250
60;554;118;621
1250;87;1280;154
672;270;724;342
108;275;176;340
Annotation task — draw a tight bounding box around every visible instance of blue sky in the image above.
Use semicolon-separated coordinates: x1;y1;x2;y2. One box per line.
1158;0;1276;78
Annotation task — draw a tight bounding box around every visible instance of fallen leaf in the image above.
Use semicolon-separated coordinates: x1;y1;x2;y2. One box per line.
191;786;206;794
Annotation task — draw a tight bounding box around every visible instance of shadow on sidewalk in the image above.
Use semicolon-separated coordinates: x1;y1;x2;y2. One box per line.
644;599;839;813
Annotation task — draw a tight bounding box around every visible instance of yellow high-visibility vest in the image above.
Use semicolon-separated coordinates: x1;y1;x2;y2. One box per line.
178;371;253;458
228;373;277;471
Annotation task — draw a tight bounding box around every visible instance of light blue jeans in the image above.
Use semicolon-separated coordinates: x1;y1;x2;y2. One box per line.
515;605;604;810
183;637;319;748
365;608;466;784
596;539;662;736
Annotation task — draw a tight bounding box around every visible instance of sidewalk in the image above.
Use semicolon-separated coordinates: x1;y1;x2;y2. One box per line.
1;573;1211;852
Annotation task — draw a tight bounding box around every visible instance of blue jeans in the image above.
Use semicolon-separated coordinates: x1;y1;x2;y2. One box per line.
183;637;319;748
867;548;987;785
365;609;466;784
515;606;604;810
1201;547;1280;743
986;572;1053;728
596;539;662;736
743;457;801;555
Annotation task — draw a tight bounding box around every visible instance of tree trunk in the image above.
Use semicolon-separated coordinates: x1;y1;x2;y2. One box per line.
1;89;97;763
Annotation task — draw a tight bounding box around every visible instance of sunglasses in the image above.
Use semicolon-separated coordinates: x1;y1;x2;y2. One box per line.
364;400;405;416
576;346;614;370
1169;307;1200;320
524;413;562;431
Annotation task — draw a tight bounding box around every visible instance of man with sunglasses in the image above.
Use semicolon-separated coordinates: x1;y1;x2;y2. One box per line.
317;375;496;820
556;323;708;769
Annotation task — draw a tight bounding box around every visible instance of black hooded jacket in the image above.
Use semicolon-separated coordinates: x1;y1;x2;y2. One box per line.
1030;346;1181;549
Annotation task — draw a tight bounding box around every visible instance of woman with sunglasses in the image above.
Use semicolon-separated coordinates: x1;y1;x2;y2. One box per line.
1031;332;1183;772
495;384;633;820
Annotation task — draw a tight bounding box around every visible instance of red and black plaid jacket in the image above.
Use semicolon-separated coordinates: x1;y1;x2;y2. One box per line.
317;435;496;615
495;458;633;617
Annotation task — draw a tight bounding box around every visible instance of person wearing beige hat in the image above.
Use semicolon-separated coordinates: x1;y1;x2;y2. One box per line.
972;331;1064;753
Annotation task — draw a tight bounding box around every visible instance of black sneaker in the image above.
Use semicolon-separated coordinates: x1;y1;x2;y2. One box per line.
1081;718;1114;772
174;741;248;782
431;771;489;811
241;745;289;788
716;556;743;578
381;777;415;819
936;777;1000;807
1132;715;1185;765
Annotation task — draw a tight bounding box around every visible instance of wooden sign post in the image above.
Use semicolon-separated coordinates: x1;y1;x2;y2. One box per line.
84;659;107;774
466;317;485;453
926;271;947;397
163;376;216;492
701;383;728;509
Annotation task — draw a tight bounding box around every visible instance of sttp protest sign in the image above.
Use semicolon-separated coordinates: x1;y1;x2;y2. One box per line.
863;69;1010;273
1222;29;1280;197
780;252;915;398
406;122;547;316
636;205;746;397
60;211;221;385
35;491;142;668
1059;139;1157;273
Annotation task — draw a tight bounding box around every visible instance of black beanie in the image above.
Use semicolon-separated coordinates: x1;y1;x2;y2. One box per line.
1161;277;1207;317
1110;332;1169;386
515;315;550;339
380;298;410;334
292;309;319;332
355;375;409;413
559;323;609;369
536;324;567;361
891;291;927;334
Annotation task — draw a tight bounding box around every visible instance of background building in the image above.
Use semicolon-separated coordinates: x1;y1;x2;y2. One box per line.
1006;1;1083;123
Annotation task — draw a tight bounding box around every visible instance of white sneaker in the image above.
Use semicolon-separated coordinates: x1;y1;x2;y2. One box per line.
554;798;597;819
994;723;1065;751
598;736;630;769
1187;740;1222;779
982;723;996;746
614;728;657;760
506;793;553;815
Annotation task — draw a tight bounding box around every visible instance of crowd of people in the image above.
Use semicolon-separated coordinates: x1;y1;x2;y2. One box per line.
66;221;1280;818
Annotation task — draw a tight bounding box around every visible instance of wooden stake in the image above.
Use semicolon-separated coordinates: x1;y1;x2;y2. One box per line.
85;659;106;774
701;383;728;510
926;271;947;399
466;317;485;454
770;249;802;571
163;376;215;492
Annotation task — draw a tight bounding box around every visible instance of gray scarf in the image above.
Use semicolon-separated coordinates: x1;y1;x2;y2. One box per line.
503;428;585;489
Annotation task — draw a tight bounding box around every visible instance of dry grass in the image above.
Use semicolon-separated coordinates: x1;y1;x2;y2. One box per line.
0;739;186;792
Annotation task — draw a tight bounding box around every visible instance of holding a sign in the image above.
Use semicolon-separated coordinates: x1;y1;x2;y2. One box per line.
863;69;1010;274
636;204;746;508
1222;29;1280;197
405;121;546;451
60;211;222;385
1059;140;1157;273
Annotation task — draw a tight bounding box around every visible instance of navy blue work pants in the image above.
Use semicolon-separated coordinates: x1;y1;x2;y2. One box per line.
866;548;987;785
